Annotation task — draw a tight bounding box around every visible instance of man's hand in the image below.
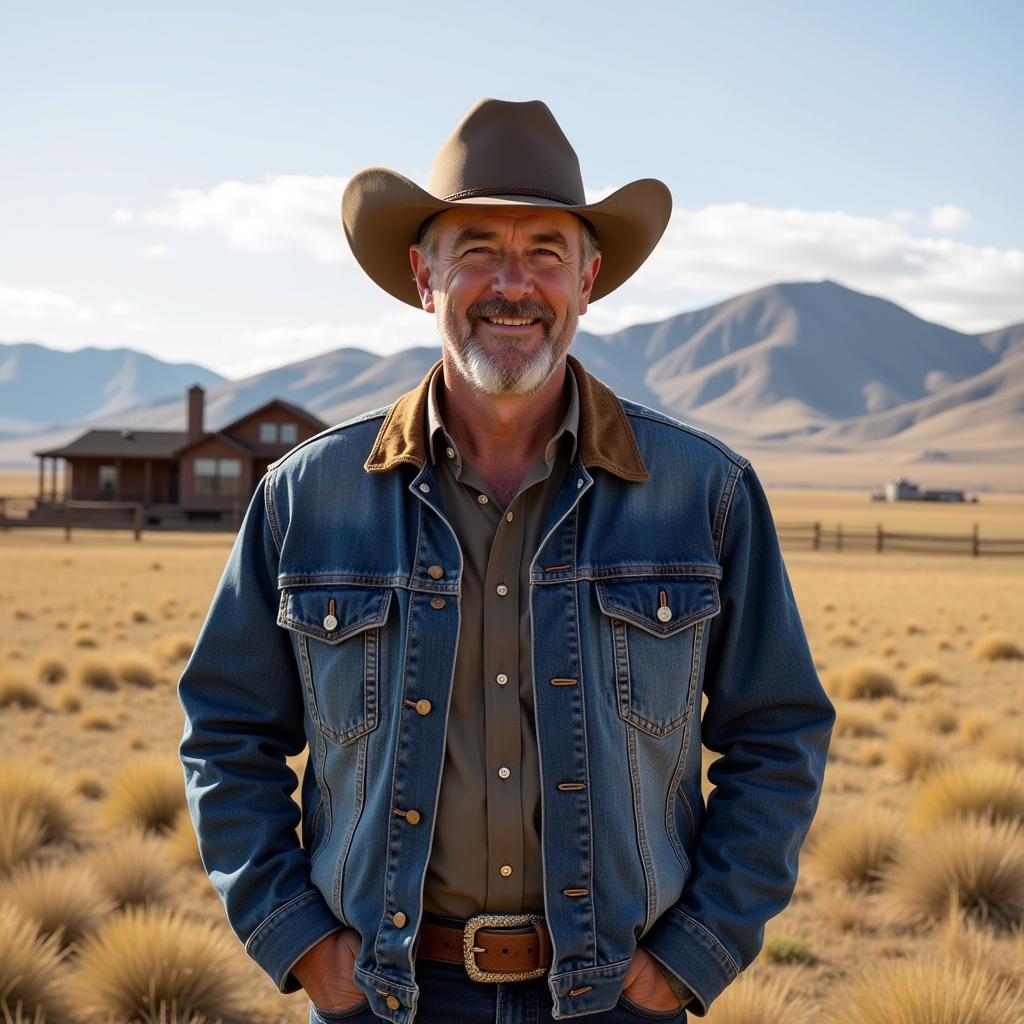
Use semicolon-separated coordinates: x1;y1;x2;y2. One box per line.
621;945;684;1012
291;928;366;1013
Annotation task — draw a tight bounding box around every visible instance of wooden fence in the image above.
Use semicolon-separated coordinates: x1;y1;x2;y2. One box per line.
776;522;1024;557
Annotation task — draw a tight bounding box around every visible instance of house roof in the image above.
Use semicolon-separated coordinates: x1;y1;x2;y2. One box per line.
175;431;257;458
35;430;187;459
174;398;329;456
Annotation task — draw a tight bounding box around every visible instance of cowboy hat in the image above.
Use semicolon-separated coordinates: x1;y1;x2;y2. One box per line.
341;98;672;308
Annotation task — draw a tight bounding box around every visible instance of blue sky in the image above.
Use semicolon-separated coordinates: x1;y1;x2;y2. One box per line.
2;1;1021;378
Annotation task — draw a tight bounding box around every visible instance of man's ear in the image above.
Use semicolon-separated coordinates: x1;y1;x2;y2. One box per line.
577;253;602;316
409;246;435;313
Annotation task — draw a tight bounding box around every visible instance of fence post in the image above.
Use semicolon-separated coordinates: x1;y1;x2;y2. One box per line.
64;501;72;542
133;503;143;541
972;523;979;558
812;521;820;551
836;524;843;552
876;523;883;553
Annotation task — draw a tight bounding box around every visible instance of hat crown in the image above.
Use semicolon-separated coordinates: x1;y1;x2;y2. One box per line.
427;98;586;206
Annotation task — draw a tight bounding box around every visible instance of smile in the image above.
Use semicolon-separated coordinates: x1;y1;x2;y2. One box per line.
483;317;538;326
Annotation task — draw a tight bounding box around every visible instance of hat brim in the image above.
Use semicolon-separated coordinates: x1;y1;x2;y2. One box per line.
341;168;672;307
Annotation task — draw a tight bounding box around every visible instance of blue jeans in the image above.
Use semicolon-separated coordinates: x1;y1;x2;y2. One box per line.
308;956;687;1023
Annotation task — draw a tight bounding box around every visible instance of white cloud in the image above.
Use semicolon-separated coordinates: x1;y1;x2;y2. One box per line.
143;175;350;263
635;202;1023;332
887;209;917;225
143;244;169;258
0;286;94;321
127;320;154;333
928;204;972;232
112;208;134;225
108;301;132;317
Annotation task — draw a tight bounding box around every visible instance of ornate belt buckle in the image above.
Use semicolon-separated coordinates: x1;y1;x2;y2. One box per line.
462;912;546;983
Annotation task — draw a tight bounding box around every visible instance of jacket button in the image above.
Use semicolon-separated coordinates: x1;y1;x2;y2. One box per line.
657;606;673;622
427;565;444;579
415;699;432;715
322;614;338;630
430;597;446;609
392;911;407;928
405;809;422;825
495;584;508;597
386;995;401;1011
499;864;513;877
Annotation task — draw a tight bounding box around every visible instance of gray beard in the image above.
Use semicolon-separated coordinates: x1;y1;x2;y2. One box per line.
439;305;578;397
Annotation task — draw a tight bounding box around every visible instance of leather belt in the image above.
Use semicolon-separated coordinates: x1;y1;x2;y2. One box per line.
416;912;552;983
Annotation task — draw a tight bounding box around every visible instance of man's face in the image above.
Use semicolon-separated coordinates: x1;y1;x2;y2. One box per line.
410;207;600;396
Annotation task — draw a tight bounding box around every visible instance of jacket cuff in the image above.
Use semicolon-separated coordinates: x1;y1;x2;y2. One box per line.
642;909;739;1016
645;951;696;1008
244;889;345;993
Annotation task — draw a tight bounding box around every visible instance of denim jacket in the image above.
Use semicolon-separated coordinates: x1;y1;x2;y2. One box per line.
178;355;834;1022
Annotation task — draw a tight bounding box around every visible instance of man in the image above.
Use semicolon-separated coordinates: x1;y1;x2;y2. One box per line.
178;98;834;1024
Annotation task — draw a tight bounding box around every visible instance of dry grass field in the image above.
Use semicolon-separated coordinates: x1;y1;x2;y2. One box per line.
1;488;1022;1023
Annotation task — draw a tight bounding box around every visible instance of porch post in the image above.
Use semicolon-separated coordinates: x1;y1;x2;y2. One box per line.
114;458;122;501
49;457;57;501
143;459;152;505
38;457;44;499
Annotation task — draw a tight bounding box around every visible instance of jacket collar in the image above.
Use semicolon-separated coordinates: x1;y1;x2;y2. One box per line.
363;353;649;482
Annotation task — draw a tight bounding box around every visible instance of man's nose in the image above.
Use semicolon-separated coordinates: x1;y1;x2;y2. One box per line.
492;251;533;302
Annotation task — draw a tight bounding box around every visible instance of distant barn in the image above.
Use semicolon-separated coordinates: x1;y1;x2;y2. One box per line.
33;385;327;526
875;476;966;503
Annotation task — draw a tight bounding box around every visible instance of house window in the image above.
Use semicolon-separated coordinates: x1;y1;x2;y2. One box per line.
259;422;279;443
280;422;298;444
99;465;117;492
194;457;242;497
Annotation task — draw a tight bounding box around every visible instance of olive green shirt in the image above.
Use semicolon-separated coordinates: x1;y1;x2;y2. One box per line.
421;365;579;919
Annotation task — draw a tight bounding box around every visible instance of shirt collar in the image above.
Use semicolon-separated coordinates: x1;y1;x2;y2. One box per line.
364;353;649;483
425;364;580;473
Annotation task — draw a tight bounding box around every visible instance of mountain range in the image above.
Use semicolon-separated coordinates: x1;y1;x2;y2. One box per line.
3;280;1021;489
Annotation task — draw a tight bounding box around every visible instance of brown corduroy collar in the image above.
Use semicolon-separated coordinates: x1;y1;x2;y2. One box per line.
363;353;650;482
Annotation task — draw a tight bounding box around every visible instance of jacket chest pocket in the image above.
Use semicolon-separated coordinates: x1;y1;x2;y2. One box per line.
277;584;393;745
596;575;720;738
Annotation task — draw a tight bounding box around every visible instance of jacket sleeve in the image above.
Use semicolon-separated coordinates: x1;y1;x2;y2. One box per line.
642;461;835;1015
177;471;343;992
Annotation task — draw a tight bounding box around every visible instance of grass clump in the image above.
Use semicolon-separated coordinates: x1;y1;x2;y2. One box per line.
80;710;116;731
88;829;180;907
0;803;44;874
0;762;80;847
32;653;66;685
807;807;902;887
909;761;1024;829
905;660;943;687
973;632;1023;661
915;701;958;735
104;755;186;833
703;970;808;1024
823;954;1019;1024
0;904;71;1024
112;652;159;689
73;655;117;691
832;702;884;739
827;659;898;700
0;671;41;709
56;689;82;713
986;727;1024;767
960;710;995;745
129;605;150;623
153;634;195;665
0;860;115;948
887;729;949;781
71;906;247;1024
72;633;99;648
882;818;1024;928
762;936;815;964
166;811;202;870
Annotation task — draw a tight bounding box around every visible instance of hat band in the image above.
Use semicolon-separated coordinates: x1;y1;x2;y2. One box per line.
442;185;579;205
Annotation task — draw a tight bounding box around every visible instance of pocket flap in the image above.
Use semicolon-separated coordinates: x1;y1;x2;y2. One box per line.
278;585;392;644
596;576;720;638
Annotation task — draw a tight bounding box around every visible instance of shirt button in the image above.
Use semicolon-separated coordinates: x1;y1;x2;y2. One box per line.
496;673;509;686
386;996;401;1011
499;864;513;878
427;564;444;579
418;482;430;493
657;606;673;622
496;584;508;597
430;597;446;609
477;493;489;505
445;447;455;459
415;698;432;715
322;614;338;631
392;911;407;928
405;809;422;826
505;511;513;522
498;766;511;779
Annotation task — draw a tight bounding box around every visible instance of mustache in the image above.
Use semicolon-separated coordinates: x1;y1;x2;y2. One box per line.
466;298;556;326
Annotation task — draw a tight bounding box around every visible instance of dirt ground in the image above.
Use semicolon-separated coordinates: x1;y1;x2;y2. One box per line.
1;489;1021;1022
